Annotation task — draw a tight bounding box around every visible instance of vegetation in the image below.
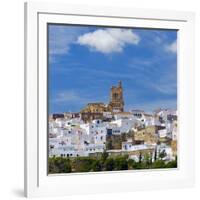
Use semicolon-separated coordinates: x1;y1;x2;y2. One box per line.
48;152;177;174
48;157;72;173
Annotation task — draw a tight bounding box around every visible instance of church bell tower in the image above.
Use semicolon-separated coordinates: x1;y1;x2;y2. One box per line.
108;81;124;112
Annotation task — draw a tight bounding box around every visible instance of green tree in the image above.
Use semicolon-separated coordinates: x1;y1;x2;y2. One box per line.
101;151;109;163
165;160;177;168
152;160;165;168
144;153;152;168
105;158;115;171
154;147;157;161
72;157;94;172
114;156;128;170
91;160;102;171
139;152;142;163
48;157;71;173
127;159;136;170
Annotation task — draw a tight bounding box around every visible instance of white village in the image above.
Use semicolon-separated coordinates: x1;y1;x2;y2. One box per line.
49;81;177;165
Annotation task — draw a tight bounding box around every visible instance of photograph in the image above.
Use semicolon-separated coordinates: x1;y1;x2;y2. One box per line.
48;24;178;174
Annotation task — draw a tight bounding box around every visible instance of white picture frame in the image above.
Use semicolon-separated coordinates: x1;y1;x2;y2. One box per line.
24;1;195;197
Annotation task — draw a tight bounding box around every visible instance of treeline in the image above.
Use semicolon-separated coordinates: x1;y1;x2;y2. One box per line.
48;152;177;174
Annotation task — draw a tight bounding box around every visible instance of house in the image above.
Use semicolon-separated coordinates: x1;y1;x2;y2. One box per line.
114;112;133;120
134;126;158;145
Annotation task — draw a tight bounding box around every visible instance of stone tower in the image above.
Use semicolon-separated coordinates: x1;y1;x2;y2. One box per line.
108;81;124;112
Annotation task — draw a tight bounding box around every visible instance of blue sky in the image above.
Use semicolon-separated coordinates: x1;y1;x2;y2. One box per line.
48;24;177;114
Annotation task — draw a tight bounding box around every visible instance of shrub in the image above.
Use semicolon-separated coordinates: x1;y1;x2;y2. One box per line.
71;157;94;172
114;156;128;170
91;160;102;171
48;157;71;173
104;158;115;171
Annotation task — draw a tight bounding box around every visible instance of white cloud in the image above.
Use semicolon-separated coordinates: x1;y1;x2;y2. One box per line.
165;40;177;54
77;28;140;54
54;91;82;103
54;90;93;105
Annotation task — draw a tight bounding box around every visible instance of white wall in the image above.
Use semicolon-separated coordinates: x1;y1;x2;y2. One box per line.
0;0;199;199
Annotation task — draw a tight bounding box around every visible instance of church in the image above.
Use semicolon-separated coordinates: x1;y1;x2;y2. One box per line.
80;81;125;122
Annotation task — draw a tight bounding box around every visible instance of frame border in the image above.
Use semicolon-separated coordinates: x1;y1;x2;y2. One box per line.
25;2;195;197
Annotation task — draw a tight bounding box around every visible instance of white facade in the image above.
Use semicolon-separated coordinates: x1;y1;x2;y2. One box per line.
110;118;137;134
122;142;155;151
49;109;177;158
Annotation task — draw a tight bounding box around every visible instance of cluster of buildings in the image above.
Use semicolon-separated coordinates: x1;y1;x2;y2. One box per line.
49;81;178;163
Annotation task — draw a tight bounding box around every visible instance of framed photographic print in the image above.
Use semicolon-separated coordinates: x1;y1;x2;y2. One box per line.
24;2;195;197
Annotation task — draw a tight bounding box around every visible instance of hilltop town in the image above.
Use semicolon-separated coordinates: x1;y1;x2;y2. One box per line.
49;81;177;172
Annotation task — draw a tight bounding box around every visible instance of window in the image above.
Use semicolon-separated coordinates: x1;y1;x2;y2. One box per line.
113;93;118;99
